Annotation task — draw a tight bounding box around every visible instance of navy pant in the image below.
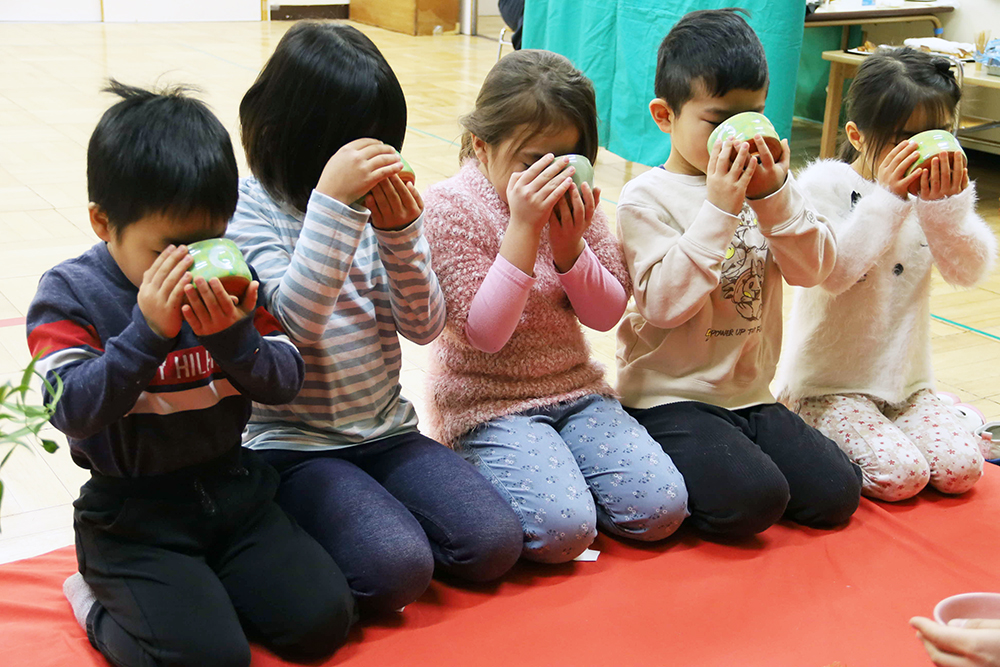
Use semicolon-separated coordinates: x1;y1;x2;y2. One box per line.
259;431;523;613
628;401;863;539
75;447;355;667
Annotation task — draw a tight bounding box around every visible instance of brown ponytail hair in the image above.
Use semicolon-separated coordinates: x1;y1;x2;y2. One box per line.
459;50;599;164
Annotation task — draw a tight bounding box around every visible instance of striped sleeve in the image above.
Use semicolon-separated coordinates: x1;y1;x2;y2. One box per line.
228;185;369;345
372;212;446;345
26;270;173;441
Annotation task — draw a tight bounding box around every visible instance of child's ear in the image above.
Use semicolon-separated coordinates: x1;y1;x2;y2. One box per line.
649;98;674;134
471;135;490;167
88;203;112;243
844;121;863;152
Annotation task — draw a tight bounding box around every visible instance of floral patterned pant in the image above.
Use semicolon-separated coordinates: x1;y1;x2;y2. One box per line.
795;389;984;502
459;395;689;563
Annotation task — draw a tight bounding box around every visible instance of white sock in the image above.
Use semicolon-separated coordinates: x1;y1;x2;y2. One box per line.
63;572;96;631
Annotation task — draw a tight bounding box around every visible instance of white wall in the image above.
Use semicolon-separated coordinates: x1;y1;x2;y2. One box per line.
479;0;500;16
0;0;101;22
864;0;1000;153
941;0;1000;43
102;0;260;22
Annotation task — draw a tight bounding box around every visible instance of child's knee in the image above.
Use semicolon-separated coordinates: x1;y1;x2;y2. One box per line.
520;498;597;564
930;448;984;495
798;461;864;526
601;479;689;542
272;579;356;660
353;533;434;613
861;456;929;502
696;475;790;539
447;500;524;582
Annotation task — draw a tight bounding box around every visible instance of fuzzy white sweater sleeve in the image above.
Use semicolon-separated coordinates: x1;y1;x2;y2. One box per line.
914;183;997;288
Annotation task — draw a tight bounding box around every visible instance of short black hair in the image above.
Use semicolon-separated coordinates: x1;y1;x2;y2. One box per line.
87;79;238;235
654;8;768;113
240;22;407;213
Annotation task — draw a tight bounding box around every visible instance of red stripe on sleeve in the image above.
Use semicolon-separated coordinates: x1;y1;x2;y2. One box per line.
253;307;286;338
28;320;103;358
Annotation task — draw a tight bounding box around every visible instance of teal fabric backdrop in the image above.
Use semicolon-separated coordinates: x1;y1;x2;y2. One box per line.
522;1;806;167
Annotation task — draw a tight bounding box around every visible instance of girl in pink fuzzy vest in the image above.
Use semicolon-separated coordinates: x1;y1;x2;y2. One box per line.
422;51;688;564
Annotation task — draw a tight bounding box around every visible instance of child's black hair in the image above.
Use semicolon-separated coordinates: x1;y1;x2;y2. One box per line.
654;8;768;113
240;22;407;213
87;79;238;235
839;47;960;173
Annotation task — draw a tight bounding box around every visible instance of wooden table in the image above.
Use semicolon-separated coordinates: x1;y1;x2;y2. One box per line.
819;50;1000;158
806;2;955;50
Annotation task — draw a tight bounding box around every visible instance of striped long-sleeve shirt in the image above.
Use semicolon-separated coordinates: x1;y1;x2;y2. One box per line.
227;178;446;450
26;242;304;477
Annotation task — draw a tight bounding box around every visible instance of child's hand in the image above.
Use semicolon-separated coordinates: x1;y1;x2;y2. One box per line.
746;135;790;200
366;174;424;230
137;245;193;339
507;153;576;236
877;140;922;199
911;616;1000;667
549;182;599;272
706;138;756;216
917;151;969;201
316;138;403;207
182;277;259;337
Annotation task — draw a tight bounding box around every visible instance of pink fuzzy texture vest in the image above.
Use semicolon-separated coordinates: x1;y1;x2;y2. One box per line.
422;163;631;446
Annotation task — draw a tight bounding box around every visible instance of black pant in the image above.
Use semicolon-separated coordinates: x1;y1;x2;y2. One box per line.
628;401;862;539
74;447;355;667
499;0;524;49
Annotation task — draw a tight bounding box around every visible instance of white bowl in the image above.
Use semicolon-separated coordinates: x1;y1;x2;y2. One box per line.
934;593;1000;625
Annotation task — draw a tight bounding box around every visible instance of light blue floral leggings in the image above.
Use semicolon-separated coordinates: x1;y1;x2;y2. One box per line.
458;394;689;563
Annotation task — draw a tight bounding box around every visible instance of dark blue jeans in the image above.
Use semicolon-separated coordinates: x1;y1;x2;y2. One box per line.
259;431;523;613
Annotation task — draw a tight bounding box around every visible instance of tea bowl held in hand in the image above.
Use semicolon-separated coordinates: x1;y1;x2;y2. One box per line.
355;150;415;207
905;129;965;177
934;592;1000;625
707;112;783;161
395;152;416;185
186;238;252;298
561;154;594;191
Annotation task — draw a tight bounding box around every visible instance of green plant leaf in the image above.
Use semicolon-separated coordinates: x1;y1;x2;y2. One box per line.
0;356;62;529
18;362;35;393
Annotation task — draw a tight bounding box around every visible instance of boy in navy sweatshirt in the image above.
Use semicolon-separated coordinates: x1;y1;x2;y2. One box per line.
26;81;354;667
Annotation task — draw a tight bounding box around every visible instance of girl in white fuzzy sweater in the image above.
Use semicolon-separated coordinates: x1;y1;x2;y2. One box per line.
777;47;995;502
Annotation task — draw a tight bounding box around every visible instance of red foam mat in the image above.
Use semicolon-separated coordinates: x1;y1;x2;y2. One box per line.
2;466;998;667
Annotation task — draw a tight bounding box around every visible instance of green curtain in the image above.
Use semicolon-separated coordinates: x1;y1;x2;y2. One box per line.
523;0;806;167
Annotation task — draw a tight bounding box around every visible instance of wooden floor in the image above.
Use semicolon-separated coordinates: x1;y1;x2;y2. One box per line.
0;20;998;564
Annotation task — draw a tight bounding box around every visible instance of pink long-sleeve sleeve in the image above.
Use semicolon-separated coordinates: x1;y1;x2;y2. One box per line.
465;242;629;353
464;255;535;354
557;242;628;331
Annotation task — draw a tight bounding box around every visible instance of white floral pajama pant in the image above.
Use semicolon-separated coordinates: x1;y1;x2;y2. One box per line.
794;389;984;502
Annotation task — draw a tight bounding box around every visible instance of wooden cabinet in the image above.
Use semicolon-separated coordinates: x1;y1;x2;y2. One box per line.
350;0;458;36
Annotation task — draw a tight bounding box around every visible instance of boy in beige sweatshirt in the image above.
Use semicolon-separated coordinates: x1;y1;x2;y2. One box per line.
616;8;862;539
